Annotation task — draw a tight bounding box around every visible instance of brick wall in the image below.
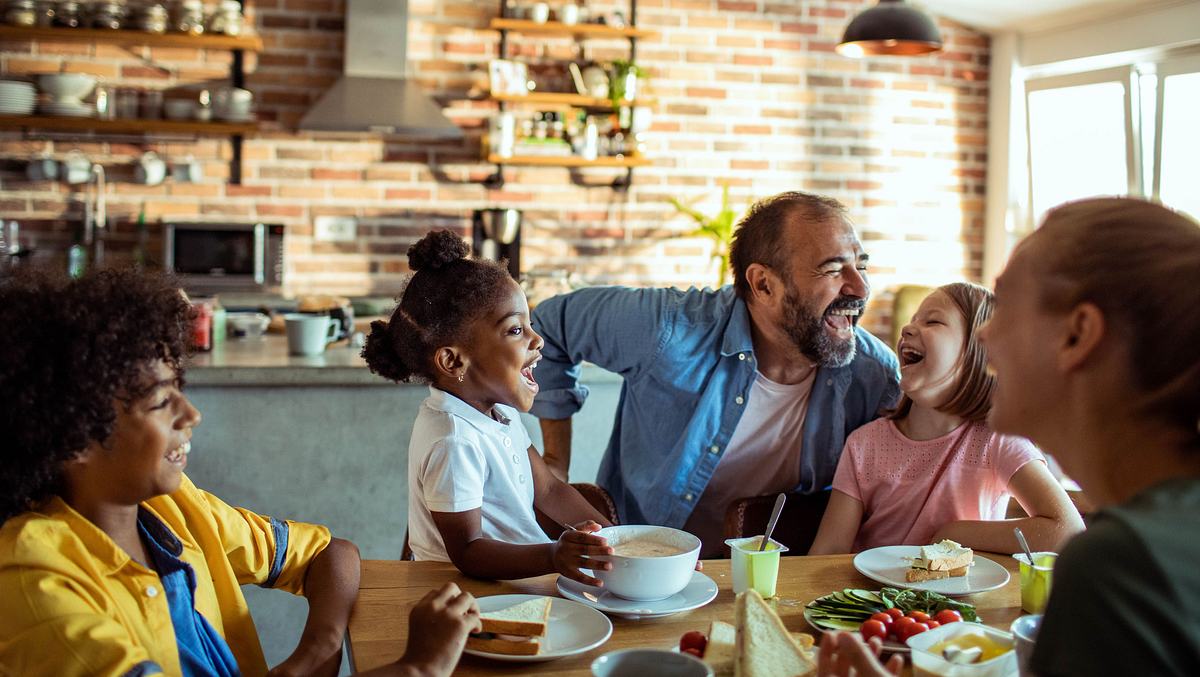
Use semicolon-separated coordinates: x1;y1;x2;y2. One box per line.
0;0;989;338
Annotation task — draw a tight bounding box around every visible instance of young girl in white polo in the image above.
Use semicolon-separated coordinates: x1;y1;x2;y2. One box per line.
363;230;614;585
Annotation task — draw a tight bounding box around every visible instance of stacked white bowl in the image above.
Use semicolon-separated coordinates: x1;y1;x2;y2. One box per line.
36;73;97;118
0;80;36;116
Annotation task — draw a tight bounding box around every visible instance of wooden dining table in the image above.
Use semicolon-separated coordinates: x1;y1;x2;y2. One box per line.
347;554;1022;675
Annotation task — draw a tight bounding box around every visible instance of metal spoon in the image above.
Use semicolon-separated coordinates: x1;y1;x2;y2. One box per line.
1014;526;1036;565
759;493;787;552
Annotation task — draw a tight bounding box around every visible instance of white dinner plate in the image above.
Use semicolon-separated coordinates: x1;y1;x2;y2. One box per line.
464;594;611;663
852;546;1010;596
557;570;719;620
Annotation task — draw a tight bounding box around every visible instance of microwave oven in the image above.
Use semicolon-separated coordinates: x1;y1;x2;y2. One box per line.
163;221;284;293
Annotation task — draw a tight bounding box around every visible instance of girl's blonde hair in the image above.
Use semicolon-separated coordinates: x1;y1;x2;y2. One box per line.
1030;197;1200;447
889;282;996;422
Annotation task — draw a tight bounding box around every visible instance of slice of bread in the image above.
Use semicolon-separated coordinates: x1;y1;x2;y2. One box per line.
905;564;969;582
734;590;816;677
919;540;974;571
705;620;737;677
465;635;542;656
477;597;552;636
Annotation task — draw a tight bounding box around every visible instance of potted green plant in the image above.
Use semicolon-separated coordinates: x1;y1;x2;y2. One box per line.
609;59;648;109
669;184;744;288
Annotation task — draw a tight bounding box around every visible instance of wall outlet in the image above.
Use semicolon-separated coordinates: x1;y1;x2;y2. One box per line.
314;215;357;242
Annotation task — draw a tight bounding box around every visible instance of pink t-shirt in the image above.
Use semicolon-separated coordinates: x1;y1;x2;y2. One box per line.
832;418;1044;552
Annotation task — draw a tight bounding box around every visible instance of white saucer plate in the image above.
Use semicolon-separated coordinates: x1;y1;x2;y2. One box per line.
557;570;719;620
852;546;1010;596
465;594;612;663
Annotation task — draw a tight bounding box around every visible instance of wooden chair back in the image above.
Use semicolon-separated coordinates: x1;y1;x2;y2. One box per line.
722;490;832;556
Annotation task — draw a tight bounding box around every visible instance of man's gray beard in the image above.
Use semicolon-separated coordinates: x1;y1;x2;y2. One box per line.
783;288;857;368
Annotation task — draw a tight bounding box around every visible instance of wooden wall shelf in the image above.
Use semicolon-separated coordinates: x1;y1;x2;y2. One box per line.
0;25;263;51
489;18;654;40
0;115;258;136
489;92;652;108
487;153;650;168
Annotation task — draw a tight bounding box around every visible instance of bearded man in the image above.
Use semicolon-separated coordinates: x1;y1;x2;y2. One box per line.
531;192;900;556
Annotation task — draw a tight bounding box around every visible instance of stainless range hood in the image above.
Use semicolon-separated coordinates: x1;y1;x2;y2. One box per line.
299;0;463;138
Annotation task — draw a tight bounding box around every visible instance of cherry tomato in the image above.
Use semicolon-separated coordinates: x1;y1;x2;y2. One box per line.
682;647;703;658
908;611;931;623
899;622;930;642
860;620;889;641
926;620;941;630
870;612;894;626
893;616;917;634
935;609;963;625
885;608;904;620
680;631;707;655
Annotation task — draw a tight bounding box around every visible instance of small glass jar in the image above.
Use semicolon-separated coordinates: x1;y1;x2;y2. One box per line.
207;0;242;35
137;2;168;33
5;0;37;27
34;0;54;25
171;0;204;34
52;0;82;27
90;1;126;29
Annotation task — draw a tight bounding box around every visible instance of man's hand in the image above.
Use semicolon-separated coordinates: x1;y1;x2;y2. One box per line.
398;583;481;677
816;631;903;677
552;521;612;586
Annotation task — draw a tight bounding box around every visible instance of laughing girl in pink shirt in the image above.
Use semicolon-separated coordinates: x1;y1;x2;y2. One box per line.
809;283;1084;555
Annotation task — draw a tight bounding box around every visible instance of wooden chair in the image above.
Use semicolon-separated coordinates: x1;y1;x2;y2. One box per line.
722;489;832;557
401;482;619;561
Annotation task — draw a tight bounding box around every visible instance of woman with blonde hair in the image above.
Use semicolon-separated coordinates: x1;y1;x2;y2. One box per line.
818;197;1200;676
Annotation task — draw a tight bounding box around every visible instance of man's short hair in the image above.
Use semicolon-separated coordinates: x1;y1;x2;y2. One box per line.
729;191;850;298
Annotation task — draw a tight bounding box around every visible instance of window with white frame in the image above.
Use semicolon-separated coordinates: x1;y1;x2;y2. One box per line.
1023;52;1200;228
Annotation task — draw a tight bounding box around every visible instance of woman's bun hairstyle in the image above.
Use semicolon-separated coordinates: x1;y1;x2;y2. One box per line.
407;229;469;272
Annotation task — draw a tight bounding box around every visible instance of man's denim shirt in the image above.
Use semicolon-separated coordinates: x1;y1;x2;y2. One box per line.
531;285;901;528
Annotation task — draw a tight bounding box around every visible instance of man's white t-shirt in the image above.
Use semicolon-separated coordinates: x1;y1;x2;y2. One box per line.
407;387;552;562
683;369;816;557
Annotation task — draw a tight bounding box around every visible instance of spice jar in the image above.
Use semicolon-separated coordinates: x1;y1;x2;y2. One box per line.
5;0;37;27
34;0;54;25
52;0;81;27
137;2;168;33
90;0;126;29
171;0;204;34
207;0;242;35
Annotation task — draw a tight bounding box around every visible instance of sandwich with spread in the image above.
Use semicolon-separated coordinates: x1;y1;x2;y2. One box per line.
906;539;974;582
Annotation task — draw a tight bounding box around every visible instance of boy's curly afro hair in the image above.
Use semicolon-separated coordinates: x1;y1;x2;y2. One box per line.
0;267;193;523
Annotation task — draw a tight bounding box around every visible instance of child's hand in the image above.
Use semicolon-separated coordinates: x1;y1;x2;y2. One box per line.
399;582;481;677
552;520;613;586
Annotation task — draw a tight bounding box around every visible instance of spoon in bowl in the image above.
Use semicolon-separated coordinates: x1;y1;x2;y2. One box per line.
759;493;787;552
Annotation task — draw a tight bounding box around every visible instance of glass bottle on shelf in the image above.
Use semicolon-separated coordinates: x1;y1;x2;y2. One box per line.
137;2;169;33
34;0;55;26
52;1;82;27
172;0;204;34
5;0;37;27
91;1;127;30
207;0;242;35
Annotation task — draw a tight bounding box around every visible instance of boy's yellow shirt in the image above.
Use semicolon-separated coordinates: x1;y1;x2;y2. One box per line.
0;474;331;677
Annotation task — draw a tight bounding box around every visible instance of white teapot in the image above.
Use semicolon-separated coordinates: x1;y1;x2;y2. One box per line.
134;151;167;186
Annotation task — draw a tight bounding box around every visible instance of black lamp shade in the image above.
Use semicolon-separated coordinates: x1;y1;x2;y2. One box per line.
837;0;943;57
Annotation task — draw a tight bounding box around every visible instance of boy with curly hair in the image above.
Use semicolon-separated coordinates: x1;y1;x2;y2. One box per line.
0;268;479;677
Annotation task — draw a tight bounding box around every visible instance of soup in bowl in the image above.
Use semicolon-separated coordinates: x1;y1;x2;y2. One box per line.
591;525;701;601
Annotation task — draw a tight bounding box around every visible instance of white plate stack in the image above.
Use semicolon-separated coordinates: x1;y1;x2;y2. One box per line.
39;99;95;118
0;81;36;116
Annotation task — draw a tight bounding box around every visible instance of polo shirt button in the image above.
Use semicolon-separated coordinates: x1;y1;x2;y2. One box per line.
826;378;833;386
738;353;746;361
145;586;158;598
512;453;520;463
684;493;694;501
735;395;744;405
503;437;511;447
710;445;720;454
518;475;526;484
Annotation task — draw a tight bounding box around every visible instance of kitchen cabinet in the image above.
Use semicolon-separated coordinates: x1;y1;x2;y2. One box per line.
486;2;653;190
0;24;262;183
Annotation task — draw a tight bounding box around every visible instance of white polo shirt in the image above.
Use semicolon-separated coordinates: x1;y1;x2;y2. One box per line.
407;387;552;562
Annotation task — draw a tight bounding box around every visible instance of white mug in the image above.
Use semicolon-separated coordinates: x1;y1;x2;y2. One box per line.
26;154;59;181
171;156;203;183
61;150;92;185
285;314;339;356
134;151;167;186
530;2;549;23
559;3;579;25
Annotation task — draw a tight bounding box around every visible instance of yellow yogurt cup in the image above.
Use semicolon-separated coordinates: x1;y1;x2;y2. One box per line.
1014;552;1057;614
725;536;789;598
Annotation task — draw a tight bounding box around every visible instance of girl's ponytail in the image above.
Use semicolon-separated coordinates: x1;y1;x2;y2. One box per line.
362;317;415;383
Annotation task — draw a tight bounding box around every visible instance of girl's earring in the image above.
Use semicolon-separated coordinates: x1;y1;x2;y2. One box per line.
457;372;465;383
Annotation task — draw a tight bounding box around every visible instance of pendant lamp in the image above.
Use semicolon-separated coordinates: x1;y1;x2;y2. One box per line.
836;0;943;58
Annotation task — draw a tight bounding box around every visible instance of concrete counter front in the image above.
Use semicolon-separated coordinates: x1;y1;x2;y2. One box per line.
183;335;620;668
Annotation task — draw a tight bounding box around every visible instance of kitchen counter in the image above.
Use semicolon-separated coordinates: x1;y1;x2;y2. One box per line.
187;334;622;387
